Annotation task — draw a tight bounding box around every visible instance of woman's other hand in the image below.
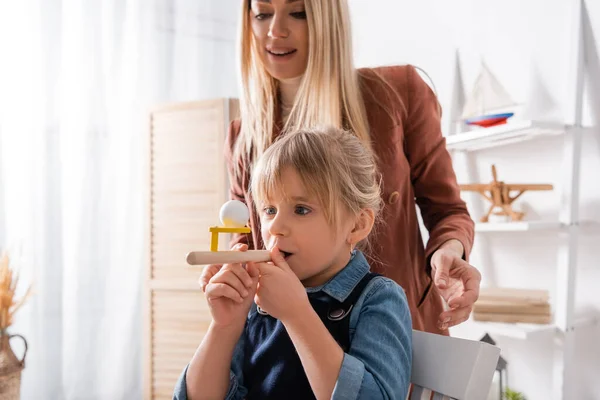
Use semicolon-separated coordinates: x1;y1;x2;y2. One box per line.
430;240;481;330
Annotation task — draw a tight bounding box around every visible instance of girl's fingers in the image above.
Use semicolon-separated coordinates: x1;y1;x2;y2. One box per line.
224;263;253;288
232;243;248;251
254;261;279;277
199;264;222;292
205;283;244;303
270;247;292;272
220;243;253;287
245;262;260;279
211;268;251;298
200;244;252;292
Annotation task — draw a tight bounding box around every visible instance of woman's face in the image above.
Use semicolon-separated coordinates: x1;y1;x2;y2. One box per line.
249;0;309;81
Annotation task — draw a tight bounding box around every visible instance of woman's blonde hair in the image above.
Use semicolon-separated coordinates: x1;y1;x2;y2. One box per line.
251;126;382;236
235;0;370;180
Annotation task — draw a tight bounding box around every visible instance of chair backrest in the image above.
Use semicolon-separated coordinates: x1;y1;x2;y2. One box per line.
409;330;500;400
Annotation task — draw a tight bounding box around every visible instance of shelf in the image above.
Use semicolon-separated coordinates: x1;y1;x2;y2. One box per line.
475;221;566;232
474;321;558;340
445;120;568;151
450;319;558;341
451;316;600;341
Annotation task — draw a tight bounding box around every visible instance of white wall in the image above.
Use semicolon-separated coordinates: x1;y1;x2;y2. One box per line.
151;0;240;102
349;0;600;399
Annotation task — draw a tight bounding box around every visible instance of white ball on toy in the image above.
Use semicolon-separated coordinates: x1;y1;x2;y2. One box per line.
219;200;249;228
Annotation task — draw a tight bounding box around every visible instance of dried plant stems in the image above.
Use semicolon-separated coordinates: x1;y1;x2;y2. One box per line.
0;253;32;333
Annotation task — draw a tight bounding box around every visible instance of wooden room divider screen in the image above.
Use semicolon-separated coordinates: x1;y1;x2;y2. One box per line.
145;98;239;399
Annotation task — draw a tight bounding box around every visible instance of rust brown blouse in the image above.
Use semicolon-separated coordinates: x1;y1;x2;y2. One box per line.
224;65;474;335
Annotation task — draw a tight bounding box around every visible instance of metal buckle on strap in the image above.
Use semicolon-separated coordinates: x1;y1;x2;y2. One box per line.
328;305;353;321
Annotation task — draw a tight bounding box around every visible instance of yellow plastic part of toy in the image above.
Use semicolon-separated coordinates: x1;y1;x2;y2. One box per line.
209;226;251;251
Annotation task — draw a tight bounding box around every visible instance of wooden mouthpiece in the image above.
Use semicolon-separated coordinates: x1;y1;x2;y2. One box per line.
186;250;271;266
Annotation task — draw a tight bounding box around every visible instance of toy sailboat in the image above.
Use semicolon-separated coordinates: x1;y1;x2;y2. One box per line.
461;62;518;128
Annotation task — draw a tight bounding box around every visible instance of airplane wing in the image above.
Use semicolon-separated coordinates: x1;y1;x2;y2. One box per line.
459;184;492;191
505;184;553;191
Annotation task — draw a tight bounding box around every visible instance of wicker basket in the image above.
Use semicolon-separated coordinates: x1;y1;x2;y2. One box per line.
0;333;27;400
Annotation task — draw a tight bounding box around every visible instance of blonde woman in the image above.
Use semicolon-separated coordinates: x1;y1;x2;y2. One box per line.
177;127;412;399
201;0;480;336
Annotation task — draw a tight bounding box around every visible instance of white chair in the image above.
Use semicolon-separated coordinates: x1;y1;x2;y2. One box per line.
409;330;501;400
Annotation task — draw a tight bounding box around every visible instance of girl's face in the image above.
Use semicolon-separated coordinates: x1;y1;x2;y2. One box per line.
258;167;355;287
249;0;309;81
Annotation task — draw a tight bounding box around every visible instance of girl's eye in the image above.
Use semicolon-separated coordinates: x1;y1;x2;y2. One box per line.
254;13;271;20
263;206;276;216
295;206;311;216
290;11;307;19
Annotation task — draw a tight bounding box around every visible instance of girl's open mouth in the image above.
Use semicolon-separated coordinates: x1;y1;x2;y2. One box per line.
280;250;293;259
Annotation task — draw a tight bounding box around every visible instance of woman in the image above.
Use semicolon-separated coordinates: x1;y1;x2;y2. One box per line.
201;0;480;335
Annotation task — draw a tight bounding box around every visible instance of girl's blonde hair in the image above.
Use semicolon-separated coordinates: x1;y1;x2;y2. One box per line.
235;0;370;180
251;126;382;235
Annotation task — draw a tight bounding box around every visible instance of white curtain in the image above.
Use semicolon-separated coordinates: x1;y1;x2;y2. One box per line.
0;1;238;399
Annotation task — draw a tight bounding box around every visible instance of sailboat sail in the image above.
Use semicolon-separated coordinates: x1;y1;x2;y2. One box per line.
461;63;517;119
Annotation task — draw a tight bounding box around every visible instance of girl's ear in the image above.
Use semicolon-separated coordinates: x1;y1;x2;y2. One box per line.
347;208;375;247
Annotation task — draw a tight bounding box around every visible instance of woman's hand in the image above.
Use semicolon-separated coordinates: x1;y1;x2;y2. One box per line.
250;247;310;323
430;240;481;330
204;244;259;328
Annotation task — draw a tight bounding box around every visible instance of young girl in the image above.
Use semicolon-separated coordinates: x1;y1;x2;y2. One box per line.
174;126;412;399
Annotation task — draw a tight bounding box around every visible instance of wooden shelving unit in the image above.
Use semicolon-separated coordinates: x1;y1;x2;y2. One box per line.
446;2;598;398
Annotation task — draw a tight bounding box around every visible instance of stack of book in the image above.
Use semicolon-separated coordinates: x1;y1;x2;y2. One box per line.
473;287;552;324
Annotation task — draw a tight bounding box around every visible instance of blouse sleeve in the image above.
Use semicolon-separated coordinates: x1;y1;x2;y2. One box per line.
403;65;474;268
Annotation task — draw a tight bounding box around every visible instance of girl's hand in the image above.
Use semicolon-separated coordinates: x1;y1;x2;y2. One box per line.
251;247;309;322
204;244;259;328
199;243;254;293
199;263;222;294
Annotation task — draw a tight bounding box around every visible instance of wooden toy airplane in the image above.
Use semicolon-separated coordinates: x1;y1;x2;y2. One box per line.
459;165;553;223
186;200;271;266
